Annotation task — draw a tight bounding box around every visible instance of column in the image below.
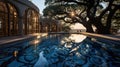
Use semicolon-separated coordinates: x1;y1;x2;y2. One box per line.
18;16;23;35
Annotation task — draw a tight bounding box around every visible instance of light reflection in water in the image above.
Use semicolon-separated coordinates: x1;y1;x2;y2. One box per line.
33;33;48;39
37;35;41;39
30;40;40;45
34;40;40;53
34;40;39;44
91;38;97;42
61;34;86;48
76;52;81;56
41;33;48;37
69;34;86;43
0;34;119;67
61;34;86;43
13;50;18;57
70;46;79;52
64;43;72;48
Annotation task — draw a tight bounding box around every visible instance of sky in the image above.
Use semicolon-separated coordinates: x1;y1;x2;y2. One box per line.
31;0;45;14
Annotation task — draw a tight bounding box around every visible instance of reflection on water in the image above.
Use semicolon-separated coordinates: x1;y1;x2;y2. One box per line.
34;51;48;67
61;34;86;49
69;34;86;43
37;35;41;39
34;40;39;44
61;34;86;44
0;34;120;67
13;50;18;57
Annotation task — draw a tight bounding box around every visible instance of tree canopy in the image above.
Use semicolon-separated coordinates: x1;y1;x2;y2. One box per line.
43;0;120;34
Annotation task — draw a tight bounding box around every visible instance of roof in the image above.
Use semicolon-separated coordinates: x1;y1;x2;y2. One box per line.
9;0;39;12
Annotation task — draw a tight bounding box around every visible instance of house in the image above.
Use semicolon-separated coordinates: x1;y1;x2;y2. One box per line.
0;0;40;37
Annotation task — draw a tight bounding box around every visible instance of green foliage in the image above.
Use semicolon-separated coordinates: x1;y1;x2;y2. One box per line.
43;0;120;34
111;9;120;33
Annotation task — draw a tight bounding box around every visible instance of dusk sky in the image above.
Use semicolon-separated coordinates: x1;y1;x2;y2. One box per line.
32;0;46;14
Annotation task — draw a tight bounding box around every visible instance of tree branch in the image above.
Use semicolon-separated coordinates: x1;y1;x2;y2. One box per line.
99;0;114;19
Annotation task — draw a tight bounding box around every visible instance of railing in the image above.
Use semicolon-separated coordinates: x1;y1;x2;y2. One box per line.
69;29;86;33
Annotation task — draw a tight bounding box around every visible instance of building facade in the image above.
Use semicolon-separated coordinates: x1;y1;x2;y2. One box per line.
0;0;40;37
40;17;61;33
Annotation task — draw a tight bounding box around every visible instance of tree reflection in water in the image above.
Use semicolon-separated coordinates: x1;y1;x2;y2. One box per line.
0;34;120;67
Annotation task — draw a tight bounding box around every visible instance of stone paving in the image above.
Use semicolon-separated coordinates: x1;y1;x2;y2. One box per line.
0;34;39;46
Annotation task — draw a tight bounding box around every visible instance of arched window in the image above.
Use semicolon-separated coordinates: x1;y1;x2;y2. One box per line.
8;3;18;35
0;2;8;36
0;2;18;36
24;9;39;34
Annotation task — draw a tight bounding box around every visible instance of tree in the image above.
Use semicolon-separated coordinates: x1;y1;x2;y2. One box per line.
43;0;120;34
111;9;120;33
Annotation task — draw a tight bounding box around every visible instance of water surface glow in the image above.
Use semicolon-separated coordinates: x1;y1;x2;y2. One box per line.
0;34;120;67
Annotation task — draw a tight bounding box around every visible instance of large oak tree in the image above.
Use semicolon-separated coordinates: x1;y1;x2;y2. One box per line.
43;0;120;34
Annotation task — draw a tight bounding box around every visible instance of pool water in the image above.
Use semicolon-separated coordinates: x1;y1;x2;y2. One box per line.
0;34;120;67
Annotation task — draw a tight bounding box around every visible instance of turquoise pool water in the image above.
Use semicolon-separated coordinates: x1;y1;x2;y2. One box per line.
0;34;120;67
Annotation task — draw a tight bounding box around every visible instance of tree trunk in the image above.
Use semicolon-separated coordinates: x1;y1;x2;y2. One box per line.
105;6;118;34
96;26;110;34
93;18;110;34
82;22;94;33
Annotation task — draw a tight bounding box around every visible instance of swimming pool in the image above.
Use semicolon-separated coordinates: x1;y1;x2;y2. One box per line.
0;34;120;67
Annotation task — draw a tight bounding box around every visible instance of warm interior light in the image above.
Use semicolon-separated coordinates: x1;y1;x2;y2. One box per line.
14;12;17;15
34;17;37;22
34;40;39;44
